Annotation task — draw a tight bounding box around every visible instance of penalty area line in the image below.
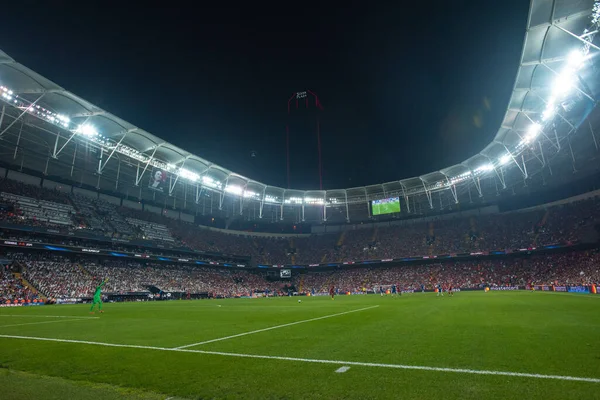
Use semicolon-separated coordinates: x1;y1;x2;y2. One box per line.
0;334;599;384
175;305;380;349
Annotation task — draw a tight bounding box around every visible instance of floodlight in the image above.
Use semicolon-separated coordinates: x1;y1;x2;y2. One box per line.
76;124;98;136
553;72;575;95
567;50;585;68
524;123;541;143
225;185;243;195
178;168;199;182
476;164;494;172
499;154;511;165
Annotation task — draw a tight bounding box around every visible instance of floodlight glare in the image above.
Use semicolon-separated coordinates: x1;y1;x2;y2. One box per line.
225;185;243;195
477;164;494;172
76;124;98;136
178;168;199;182
553;72;575;95
524;123;541;143
499;154;511;165
567;49;585;68
542;108;555;121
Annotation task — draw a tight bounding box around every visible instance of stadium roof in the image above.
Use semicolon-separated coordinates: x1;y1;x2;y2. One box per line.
0;0;597;210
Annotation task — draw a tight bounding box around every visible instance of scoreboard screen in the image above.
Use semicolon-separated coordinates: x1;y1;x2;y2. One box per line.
280;269;291;278
372;197;401;216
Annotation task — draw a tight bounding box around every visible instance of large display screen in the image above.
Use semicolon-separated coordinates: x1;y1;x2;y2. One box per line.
372;197;401;216
280;269;291;278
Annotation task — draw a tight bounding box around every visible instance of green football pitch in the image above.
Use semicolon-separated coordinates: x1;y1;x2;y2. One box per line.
0;291;599;399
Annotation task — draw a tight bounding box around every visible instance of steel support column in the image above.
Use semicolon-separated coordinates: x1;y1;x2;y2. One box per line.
135;146;160;186
195;184;202;204
364;187;370;218
420;178;433;209
568;135;577;172
168;157;190;196
240;182;248;215
472;175;482;197
400;182;410;213
0;93;45;138
97;148;104;175
344;190;350;222
0;105;5;132
503;146;527;178
259;187;266;218
590;120;598;150
115;159;121;190
99;133;128;173
13;120;23;160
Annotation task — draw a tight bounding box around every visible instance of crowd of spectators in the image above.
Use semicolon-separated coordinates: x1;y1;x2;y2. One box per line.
296;250;600;294
23;260;91;299
16;255;284;299
0;264;39;303
4;249;598;302
1;176;600;265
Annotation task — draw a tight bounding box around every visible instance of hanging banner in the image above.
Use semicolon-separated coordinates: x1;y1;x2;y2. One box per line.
148;168;168;192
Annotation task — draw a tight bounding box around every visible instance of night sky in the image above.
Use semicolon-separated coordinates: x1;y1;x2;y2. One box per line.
0;1;529;190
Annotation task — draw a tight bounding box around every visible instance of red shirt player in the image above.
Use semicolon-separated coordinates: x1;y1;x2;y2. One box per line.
329;285;335;300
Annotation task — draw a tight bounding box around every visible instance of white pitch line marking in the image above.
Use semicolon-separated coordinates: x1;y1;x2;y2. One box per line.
175;305;380;349
0;315;99;319
335;366;351;373
0;334;599;384
0;318;96;328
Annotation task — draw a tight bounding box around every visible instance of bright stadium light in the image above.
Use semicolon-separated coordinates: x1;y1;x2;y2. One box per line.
567;49;585;68
476;164;494;173
304;197;324;205
178;168;199;182
523;123;541;143
542;106;556;121
202;176;222;189
264;195;279;203
225;185;243;195
76;124;98;137
284;196;303;204
499;154;511;166
243;190;259;199
553;72;576;95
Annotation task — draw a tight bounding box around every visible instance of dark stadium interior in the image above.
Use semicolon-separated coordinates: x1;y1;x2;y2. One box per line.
0;0;599;399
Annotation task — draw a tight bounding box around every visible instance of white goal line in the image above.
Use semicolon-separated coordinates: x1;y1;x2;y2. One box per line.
175;305;380;349
0;334;598;384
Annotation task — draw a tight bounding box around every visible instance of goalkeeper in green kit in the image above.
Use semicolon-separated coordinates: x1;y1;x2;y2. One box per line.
90;278;108;314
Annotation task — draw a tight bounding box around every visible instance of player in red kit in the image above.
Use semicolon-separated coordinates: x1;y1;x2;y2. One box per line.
329;285;335;300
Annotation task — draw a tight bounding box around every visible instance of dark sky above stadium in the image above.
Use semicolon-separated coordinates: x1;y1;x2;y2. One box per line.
1;1;529;190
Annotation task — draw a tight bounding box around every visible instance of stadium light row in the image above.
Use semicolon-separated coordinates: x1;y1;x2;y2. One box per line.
0;0;597;219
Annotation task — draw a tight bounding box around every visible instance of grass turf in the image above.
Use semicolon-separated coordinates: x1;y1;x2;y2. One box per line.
0;291;599;399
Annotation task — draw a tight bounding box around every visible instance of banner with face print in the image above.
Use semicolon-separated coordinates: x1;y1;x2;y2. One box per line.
148;168;168;192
